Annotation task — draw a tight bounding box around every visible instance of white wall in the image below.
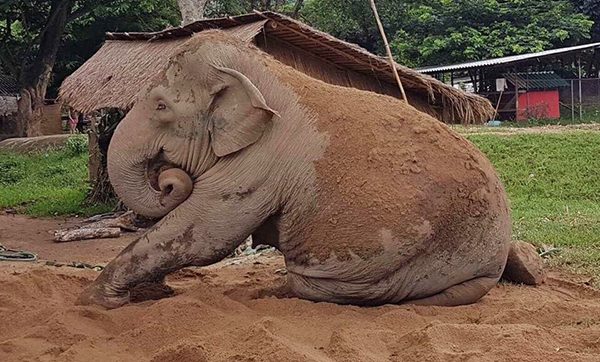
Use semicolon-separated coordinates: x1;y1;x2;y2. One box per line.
0;96;18;116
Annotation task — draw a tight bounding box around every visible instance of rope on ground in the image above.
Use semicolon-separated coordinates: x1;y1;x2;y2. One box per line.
0;244;38;262
44;260;104;271
0;243;103;270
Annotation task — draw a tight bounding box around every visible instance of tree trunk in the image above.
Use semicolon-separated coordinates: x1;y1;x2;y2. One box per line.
177;0;208;25
17;0;73;137
88;109;122;204
250;0;258;12
16;86;46;137
292;0;304;18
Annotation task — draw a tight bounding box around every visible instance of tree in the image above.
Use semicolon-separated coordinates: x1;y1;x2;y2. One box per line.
2;1;103;136
571;0;600;74
302;0;593;68
0;0;180;137
203;0;305;18
178;0;209;24
573;0;600;40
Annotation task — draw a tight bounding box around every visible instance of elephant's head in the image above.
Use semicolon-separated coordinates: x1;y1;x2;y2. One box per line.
108;34;277;218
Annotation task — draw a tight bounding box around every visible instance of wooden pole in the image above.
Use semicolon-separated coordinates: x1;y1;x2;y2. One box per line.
571;79;575;122
514;68;519;121
368;0;408;102
494;90;504;120
578;56;583;121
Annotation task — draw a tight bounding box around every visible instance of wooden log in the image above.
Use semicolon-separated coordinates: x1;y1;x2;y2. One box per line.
54;227;121;243
84;211;138;232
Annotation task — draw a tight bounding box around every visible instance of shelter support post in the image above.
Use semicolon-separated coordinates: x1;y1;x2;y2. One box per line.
526;72;530;118
571;79;575;123
514;69;519;121
578;56;583;121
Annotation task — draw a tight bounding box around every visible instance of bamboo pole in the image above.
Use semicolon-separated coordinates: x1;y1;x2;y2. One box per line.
368;0;408;102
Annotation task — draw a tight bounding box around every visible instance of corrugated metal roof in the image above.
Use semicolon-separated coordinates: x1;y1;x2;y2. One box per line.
418;42;600;74
504;71;569;90
0;74;19;96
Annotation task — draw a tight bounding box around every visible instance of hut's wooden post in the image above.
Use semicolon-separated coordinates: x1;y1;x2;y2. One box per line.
88;113;101;184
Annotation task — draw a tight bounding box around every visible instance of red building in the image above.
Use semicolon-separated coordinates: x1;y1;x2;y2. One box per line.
504;72;568;121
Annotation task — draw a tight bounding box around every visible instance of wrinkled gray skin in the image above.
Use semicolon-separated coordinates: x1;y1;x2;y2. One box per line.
78;32;511;309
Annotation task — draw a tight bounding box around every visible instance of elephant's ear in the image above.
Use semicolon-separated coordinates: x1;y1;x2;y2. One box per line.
208;66;277;157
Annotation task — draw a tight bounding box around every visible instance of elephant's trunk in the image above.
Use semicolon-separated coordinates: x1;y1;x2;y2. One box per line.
107;127;193;219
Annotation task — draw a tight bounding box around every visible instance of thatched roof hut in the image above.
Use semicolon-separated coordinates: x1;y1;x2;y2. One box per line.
60;11;493;124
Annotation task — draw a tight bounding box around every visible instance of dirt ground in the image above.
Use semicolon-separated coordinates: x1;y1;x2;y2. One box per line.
1;215;600;362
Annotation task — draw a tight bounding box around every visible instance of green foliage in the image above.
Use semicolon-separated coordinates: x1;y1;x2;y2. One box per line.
302;0;593;68
0;158;25;185
2;0;595;90
467;132;600;249
204;0;304;17
0;0;180;96
0;149;114;216
54;0;180;88
573;0;600;41
65;134;89;155
301;0;382;53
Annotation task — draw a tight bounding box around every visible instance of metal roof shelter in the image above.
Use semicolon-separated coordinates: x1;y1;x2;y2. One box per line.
503;72;570;90
418;42;600;74
415;42;600;122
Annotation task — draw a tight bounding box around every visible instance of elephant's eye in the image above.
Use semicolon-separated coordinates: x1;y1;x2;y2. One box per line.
156;101;167;111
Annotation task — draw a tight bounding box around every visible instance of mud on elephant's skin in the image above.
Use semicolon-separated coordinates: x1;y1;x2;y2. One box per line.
78;31;513;309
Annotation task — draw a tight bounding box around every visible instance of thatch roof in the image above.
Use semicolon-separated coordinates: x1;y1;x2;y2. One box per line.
59;21;266;113
60;11;494;124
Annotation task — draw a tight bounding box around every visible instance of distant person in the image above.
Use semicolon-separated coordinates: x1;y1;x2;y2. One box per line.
68;109;79;134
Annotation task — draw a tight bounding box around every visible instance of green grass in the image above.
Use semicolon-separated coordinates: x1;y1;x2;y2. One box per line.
0;140;114;217
499;117;600;128
467;132;600;283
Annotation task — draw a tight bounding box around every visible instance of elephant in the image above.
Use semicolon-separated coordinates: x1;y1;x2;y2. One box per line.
78;30;513;309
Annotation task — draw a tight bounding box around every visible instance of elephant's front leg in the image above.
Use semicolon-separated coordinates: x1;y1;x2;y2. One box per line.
77;190;271;309
77;220;201;309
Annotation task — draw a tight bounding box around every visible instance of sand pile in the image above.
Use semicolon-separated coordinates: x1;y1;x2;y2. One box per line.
1;215;600;361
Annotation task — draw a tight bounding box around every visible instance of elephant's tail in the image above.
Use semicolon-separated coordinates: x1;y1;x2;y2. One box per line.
501;241;546;286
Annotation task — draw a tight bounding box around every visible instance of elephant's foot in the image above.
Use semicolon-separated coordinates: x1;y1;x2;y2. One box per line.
130;281;174;303
403;275;500;307
76;282;131;309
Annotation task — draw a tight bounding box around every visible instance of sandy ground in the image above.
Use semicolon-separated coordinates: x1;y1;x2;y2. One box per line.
1;215;600;361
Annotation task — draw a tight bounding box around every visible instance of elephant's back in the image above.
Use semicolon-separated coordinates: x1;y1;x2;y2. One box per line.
287;78;510;269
